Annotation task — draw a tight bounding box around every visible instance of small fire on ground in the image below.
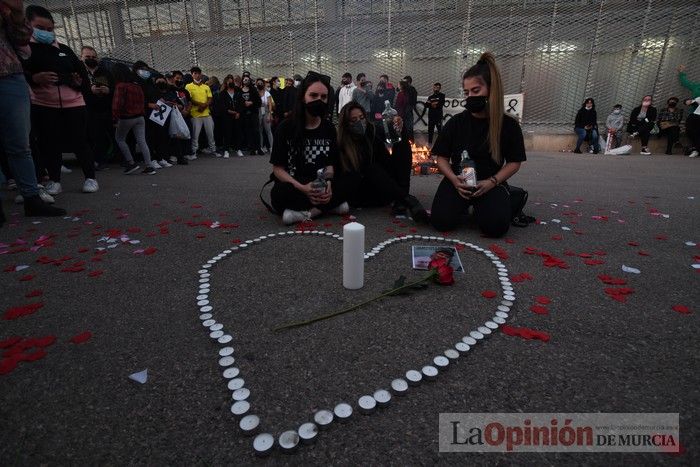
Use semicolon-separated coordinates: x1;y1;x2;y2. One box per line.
411;142;439;175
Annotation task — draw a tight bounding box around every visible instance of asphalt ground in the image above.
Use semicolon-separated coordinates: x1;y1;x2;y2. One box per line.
0;151;698;466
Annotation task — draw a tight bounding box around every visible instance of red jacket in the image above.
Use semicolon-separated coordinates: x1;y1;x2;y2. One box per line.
112;82;145;121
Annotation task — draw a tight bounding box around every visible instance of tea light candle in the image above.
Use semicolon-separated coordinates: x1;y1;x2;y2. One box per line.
343;222;365;290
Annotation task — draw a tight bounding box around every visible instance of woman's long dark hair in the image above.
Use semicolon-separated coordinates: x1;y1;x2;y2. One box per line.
463;52;505;165
288;72;333;158
580;97;596;110
337;101;375;172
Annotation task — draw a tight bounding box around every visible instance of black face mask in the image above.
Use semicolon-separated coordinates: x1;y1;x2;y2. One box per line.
84;58;98;68
174;80;183;87
668;101;677;107
156;82;168;91
228;83;236;90
306;99;327;117
465;95;488;113
256;84;264;90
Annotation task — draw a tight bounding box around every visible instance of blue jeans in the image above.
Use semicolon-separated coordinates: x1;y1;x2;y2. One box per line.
574;127;599;152
0;73;39;197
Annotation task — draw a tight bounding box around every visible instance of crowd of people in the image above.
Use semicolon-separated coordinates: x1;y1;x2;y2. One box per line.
3;2;696;237
573;66;700;156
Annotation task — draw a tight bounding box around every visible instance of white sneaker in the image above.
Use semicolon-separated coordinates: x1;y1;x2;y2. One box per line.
185;154;197;161
159;159;173;168
689;150;699;158
223;151;230;159
330;201;350;215
169;156;178;163
213;152;222;158
151;160;162;169
236;150;244;157
282;209;311;225
14;189;55;204
82;178;99;193
61;165;72;174
44;181;62;195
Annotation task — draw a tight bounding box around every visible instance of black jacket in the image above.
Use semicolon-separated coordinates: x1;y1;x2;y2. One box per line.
83;63;114;114
213;89;242;118
269;88;284;116
574;108;598;129
371;87;397;119
283;86;298;116
426;92;446;116
23;41;90;104
236;86;262;116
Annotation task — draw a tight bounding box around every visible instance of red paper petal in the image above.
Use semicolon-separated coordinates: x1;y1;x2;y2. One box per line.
19;274;35;281
0;336;22;349
33;335;56;347
3;302;44;320
535;296;552;305
25;289;43;298
638;250;650;256
627;241;640;247
88;270;104;277
481;290;497;299
530;305;548;315
0;358;17;375
19;348;47;362
672;305;691;314
69;331;92;344
196;233;206;239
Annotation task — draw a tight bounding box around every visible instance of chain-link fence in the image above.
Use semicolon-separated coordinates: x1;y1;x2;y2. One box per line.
37;0;700;132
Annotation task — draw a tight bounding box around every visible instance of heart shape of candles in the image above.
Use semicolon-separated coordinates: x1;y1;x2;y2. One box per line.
196;230;515;455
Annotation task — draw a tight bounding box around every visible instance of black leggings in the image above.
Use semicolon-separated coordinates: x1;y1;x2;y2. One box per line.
659;126;680;154
337;163;408;208
686;114;700;150
430;177;512;238
270;180;345;213
32;105;95;182
242;112;260;152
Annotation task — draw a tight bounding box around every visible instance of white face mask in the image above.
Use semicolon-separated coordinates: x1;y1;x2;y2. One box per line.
294;80;301;87
585;105;592;110
613;109;621;114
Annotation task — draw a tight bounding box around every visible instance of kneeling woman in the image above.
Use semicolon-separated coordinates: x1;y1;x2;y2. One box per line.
269;72;349;224
430;52;526;238
335;102;428;221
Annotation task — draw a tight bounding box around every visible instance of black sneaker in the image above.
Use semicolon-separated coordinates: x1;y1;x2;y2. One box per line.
142;167;156;175
405;195;429;223
390;201;408;216
24;195;67;217
573;149;582;154
177;158;189;165
124;163;140;174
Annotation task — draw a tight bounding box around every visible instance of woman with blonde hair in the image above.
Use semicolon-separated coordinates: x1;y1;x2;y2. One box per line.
430;52;527;237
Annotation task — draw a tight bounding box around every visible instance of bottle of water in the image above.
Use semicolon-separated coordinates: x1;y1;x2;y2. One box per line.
459;150;477;187
311;168;327;192
382;100;401;147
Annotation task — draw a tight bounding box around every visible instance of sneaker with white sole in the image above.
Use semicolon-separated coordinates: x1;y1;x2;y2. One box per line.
151;160;162;169
7;179;17;190
282;209;311;225
236;150;244;157
169;156;178;163
123;163;140;174
330;201;350;215
15;188;55;204
158;159;173;168
185;154;197;161
44;181;62;195
223;151;230;158
142;167;156;175
640;147;651;155
689;150;699;158
82;178;99;193
213;152;222;158
61;165;72;174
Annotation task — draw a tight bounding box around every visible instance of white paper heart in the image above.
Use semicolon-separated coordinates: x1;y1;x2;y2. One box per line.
195;231;516;455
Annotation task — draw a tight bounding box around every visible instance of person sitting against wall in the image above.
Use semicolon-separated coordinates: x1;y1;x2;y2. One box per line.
573;98;600;154
657;97;683;155
627;95;657;155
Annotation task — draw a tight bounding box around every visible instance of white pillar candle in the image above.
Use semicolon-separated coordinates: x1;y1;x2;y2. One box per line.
343;222;365;290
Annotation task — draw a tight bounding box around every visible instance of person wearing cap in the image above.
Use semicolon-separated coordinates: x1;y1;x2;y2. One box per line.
336;72;355;114
185;66;219;158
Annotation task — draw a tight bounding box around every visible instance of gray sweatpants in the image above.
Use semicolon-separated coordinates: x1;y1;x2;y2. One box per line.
115;116;152;165
191;115;217;154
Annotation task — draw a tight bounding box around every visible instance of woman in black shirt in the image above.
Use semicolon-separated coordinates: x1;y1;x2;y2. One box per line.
430;52;527;238
627;95;658;155
335;101;427;221
573;98;600;154
269;71;348;225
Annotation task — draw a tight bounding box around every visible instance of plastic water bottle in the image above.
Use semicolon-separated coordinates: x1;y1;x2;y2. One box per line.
459;150;477;187
311;168;327;192
382;100;401;146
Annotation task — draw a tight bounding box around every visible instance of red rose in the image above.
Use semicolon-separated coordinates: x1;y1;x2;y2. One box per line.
436;265;454;285
429;257;448;269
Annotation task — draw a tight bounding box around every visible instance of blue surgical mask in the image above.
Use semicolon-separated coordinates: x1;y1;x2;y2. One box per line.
33;28;55;45
137;69;151;80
